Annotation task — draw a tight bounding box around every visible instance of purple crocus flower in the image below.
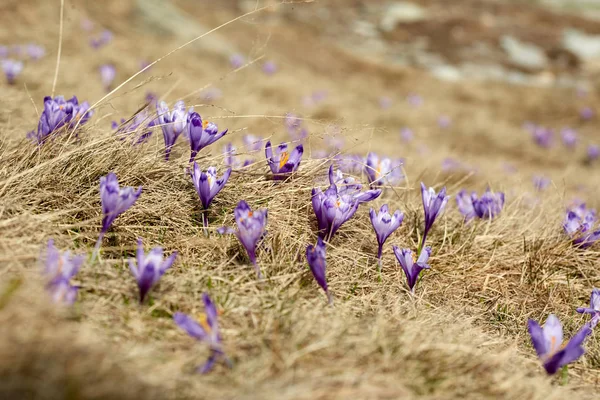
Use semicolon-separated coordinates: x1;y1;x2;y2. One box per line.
577;288;600;328
370;205;404;269
218;201;267;278
420;183;449;248
587;145;599;162
306;237;332;304
27;95;94;144
230;54;244;69
528;314;592;375
392;247;431;293
190;163;231;230
0;45;8;58
129;238;177;303
561;128;577;149
532;126;553;148
457;189;505;222
112;110;155;145
563;204;600;248
265;141;303;180
365;152;404;186
157;100;188;161
533;175;550;191
262;60;277;75
94;173;142;258
581;107;594;121
400;127;413;142
99;64;116;91
2;59;23;84
42;239;84;305
90;30;113;49
242;134;265;152
27;44;45;60
187;112;228;163
174;293;230;374
312;166;381;240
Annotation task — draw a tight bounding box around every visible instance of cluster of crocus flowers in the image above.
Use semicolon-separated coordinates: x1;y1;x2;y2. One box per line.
370;204;404;273
218;200;268;278
306;237;332;304
577;288;600;328
392;247;431;293
456;189;505;222
265;141;303;180
190;163;231;231
528;314;592;375
2;59;23;84
563;203;600;248
129;238;177;303
27;95;94;144
112;110;156;145
99;64;116;91
188;112;228;162
157;101;188;161
174;293;230;373
365;153;404;187
312;166;381;240
94;172;142;258
42;239;85;305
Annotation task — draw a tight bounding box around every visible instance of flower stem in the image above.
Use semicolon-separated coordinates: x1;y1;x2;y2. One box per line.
91;231;105;263
377;244;383;282
201;210;209;237
327;290;334;306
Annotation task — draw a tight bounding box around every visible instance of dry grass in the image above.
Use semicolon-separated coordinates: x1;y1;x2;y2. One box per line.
2;0;600;398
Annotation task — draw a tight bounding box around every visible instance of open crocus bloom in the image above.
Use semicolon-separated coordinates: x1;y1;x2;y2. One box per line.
576;288;600;328
265;141;303;180
370;204;404;260
528;314;591;375
563;204;600;248
392;247;431;293
129;238;177;303
365;152;404;186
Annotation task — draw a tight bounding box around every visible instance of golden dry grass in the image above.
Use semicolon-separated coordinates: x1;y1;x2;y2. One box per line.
2;0;600;398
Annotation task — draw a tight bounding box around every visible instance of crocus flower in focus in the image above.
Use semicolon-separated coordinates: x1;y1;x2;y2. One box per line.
190;163;231;230
370;205;404;272
2;59;23;84
174;293;230;374
265;141;303;180
99;64;116;91
306;237;332;304
393;246;431;293
581;107;594;121
129;238;177;303
230;54;244;69
112;110;155;145
217;200;268;278
561;128;577;149
187;112;228;163
365;152;404;186
577;288;600;328
587;145;599;162
420;183;449;248
533;175;550;191
42;239;84;305
27;95;94;144
563;203;600;248
157;100;188;161
94;173;142;258
262;60;277;75
312;166;381;240
528;314;592;375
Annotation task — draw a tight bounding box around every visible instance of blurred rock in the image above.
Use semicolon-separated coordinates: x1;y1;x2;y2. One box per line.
501;36;548;70
563;29;600;60
380;2;427;32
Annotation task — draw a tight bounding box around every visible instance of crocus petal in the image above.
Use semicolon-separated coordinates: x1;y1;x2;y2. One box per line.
174;312;208;341
528;319;548;358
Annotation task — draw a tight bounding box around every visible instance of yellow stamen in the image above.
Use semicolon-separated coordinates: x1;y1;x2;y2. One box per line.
203;120;209;130
279;151;290;169
196;313;212;333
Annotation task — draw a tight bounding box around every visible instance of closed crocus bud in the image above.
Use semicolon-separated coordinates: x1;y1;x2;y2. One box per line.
370;204;404;270
393;246;431;293
189;163;231;230
420;183;449;247
576;288;600;329
306;237;332;304
157;100;188;160
129;238;177;303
